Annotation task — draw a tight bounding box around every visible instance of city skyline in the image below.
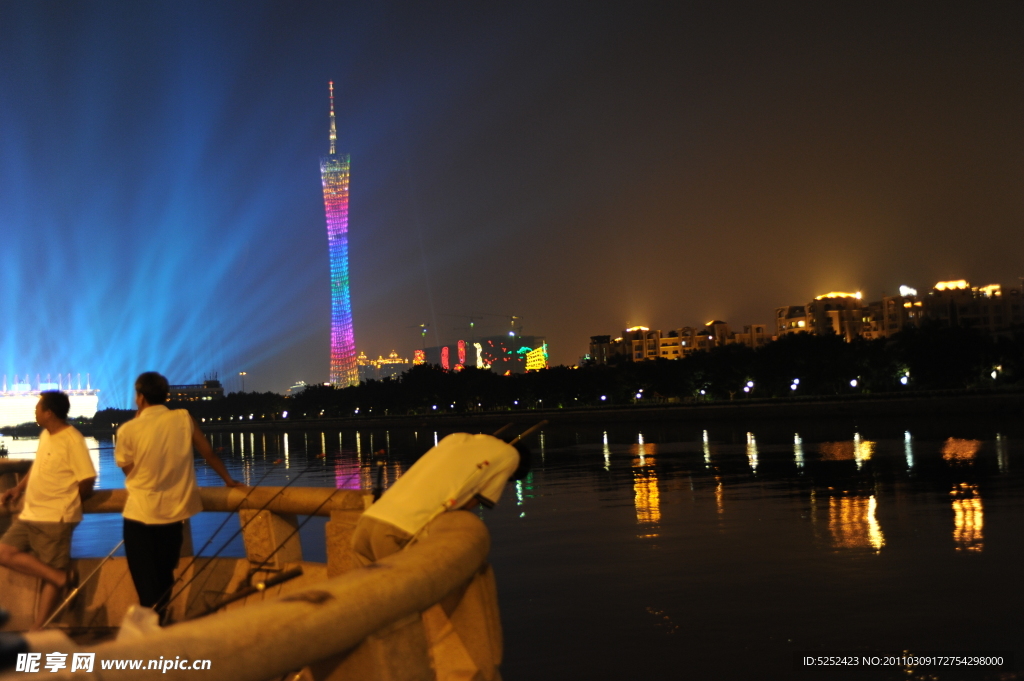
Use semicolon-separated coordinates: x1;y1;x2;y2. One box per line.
0;2;1020;405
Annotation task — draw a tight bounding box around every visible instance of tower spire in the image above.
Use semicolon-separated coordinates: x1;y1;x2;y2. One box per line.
328;80;337;156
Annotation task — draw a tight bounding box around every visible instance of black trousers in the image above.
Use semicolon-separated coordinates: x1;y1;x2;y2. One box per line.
123;518;183;616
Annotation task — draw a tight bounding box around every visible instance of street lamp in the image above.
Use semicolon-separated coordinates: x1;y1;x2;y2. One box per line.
239;371;247;392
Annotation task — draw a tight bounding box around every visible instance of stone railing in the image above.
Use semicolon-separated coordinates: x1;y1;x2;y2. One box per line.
0;463;504;680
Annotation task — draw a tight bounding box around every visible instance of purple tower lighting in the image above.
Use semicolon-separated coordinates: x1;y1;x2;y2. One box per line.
320;81;358;387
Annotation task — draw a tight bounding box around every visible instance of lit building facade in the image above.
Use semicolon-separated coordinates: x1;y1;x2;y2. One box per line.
356;350;411;382
775;305;808;336
923;280;1023;332
776;281;1023;342
424;335;547;374
0;374;99;428
320;81;358;387
588;321;771;364
168;379;224;402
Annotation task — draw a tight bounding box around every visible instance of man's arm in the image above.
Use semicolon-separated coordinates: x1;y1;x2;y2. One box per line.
78;477;96;501
0;470;29;508
191;416;242;487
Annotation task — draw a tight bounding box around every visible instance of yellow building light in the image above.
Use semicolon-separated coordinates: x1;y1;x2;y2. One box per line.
978;284;1001;297
625;326;650;332
934;280;969;291
815;291;861;300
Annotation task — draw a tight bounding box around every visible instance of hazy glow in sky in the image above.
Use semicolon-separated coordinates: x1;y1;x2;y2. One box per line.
0;2;1021;405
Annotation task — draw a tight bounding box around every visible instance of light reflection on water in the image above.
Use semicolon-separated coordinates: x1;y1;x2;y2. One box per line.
11;423;1020;680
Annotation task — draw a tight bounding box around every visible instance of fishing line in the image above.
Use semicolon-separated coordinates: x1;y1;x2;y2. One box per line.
166;452;330;611
190;464;368;617
156;457;287;609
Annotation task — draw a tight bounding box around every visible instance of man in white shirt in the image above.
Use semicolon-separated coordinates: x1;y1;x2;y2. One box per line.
352;433;531;564
0;391;96;629
115;372;240;620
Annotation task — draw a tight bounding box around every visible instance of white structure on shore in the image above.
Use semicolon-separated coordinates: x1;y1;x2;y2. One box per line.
0;374;99;427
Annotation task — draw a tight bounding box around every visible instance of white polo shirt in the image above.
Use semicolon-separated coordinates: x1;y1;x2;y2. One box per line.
362;433;520;536
115;405;203;524
20;426;96;523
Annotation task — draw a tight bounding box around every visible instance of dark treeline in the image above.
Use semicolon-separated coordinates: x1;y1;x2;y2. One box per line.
91;324;1024;427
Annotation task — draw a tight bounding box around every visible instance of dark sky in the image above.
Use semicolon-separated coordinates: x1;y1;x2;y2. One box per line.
0;1;1021;405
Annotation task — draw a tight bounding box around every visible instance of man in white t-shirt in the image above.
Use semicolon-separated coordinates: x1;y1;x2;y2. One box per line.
0;391;96;629
352;433;531;564
115;372;240;620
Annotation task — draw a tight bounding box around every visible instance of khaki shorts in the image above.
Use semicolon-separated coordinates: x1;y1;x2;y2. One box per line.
0;519;77;570
351;516;414;566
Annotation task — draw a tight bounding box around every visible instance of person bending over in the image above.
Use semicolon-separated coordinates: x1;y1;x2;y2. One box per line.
352;432;530;564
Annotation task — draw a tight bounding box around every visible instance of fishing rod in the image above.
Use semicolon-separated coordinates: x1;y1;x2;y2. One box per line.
166;452;330;611
371;452;386;502
238;485;346;589
179;460;369;615
42;540;124;629
192;566;305;619
491;422;514;438
508;420;547;446
156;457;289;610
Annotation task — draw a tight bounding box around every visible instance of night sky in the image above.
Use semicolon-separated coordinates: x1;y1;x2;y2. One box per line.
1;2;1021;406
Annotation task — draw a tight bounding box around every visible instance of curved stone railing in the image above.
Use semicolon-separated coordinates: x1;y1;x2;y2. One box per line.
0;478;373;629
3;511;502;681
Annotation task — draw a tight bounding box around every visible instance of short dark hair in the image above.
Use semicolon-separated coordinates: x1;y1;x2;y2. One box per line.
39;391;71;421
135;372;169;405
510;443;532;481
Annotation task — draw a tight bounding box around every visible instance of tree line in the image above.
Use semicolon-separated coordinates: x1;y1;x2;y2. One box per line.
92;323;1024;426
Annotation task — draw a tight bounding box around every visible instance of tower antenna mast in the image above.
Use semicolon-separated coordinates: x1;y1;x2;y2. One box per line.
328;81;337;156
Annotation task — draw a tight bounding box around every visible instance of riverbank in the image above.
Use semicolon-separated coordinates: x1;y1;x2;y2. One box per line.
60;388;1021;437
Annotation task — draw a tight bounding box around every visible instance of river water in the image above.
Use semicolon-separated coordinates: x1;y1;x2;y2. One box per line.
3;419;1021;680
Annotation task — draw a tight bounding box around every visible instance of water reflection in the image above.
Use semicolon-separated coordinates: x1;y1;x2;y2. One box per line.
702;430;711;469
904;431;913;469
793;433;804;470
630;433;657;466
996;434;1008;473
515;473;534;519
746;432;758;472
818;435;876;469
633;469;660;538
828;495;884;552
950;483;983;552
942;438;980;462
602;431;611;471
632;437;660;538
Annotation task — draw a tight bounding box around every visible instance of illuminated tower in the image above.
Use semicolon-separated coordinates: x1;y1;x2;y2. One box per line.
320;81;358;386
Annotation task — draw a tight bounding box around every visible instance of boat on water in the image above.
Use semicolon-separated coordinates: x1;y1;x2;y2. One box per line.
0;463;505;681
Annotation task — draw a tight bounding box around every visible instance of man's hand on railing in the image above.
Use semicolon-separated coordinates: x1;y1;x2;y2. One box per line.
1;482;25;510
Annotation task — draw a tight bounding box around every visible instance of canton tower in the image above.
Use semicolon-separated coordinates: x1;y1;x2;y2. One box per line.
320;81;358;387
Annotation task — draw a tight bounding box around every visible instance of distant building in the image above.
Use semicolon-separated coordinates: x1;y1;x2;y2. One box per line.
357;350;411;382
169;380;224;402
776;281;1023;342
733;324;772;349
804;292;866;341
588;336;613;364
424;335;547;374
587;321;771;365
0;373;99;428
775;305;809;336
922;280;1023;332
